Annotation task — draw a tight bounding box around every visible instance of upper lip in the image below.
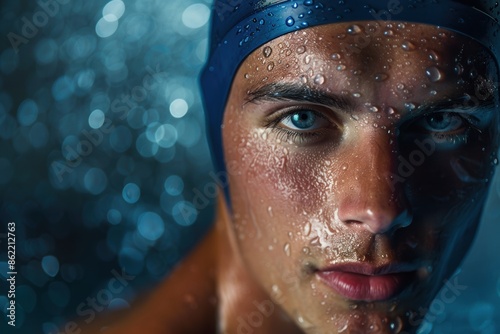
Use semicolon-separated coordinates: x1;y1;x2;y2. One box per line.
317;262;419;276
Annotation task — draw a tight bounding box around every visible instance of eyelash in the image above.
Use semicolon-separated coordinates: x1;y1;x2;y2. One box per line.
415;111;480;139
263;108;483;145
264;108;329;143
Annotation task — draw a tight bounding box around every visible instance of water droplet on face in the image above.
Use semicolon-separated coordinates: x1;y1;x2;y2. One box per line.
267;62;275;71
304;222;311;236
401;41;416;51
454;63;464;75
397;22;406;29
374;73;388;82
397;83;405;91
430;90;437;96
183;294;198;310
384;30;394;36
304;54;312;64
404;102;417;111
296;314;314;328
369;106;379;113
342;164;348;171
268;206;273;217
314;74;325;85
271;284;283;298
331;53;341;60
302;247;310;255
352;92;361;98
297;46;306;54
263;46;273;58
300;75;308;84
284;243;291;256
347;24;362;35
425;66;444;82
428;50;439;62
389;317;403;333
337;33;346;39
286;16;295;27
244;73;250;79
337;64;346;71
310;236;320;246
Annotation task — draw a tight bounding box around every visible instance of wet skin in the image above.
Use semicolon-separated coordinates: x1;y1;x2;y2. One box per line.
220;22;499;333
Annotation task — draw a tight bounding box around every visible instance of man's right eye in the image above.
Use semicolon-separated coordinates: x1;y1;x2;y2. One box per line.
280;110;328;131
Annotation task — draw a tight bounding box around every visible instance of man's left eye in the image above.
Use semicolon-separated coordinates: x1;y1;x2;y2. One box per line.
281;110;327;131
420;113;465;133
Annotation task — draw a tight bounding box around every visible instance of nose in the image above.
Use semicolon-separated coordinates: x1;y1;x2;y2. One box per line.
336;131;411;234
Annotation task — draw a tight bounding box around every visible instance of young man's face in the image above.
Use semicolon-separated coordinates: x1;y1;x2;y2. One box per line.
222;22;499;332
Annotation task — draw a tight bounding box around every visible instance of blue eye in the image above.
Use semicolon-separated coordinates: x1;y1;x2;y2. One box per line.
283;110;320;130
422;113;464;133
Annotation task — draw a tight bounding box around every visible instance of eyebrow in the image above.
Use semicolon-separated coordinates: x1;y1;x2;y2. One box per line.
245;82;496;117
245;82;356;112
412;95;496;119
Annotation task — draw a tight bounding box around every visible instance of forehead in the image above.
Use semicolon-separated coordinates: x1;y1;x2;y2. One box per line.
235;22;497;112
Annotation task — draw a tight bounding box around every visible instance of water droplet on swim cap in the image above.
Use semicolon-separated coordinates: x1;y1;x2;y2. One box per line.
285;16;295;27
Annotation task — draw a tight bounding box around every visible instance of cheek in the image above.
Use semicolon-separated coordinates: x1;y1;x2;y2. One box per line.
225;127;339;220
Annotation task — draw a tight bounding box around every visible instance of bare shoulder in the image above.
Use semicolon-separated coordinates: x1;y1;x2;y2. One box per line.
78;221;219;334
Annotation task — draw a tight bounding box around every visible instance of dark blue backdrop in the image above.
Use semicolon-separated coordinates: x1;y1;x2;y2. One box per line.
0;0;498;333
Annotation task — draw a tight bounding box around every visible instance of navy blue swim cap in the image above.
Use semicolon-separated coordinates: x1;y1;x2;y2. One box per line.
200;0;500;202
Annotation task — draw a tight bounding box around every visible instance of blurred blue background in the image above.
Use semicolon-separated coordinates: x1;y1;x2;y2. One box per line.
0;0;498;333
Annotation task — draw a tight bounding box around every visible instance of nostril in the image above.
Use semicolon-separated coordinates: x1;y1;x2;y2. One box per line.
339;204;410;235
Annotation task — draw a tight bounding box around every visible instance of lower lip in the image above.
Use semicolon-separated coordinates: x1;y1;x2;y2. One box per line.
317;271;414;301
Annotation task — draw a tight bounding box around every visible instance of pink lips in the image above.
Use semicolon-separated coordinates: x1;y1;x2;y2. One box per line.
316;263;415;301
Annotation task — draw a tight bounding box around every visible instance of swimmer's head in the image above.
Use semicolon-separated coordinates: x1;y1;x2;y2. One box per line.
201;0;500;182
200;1;500;333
